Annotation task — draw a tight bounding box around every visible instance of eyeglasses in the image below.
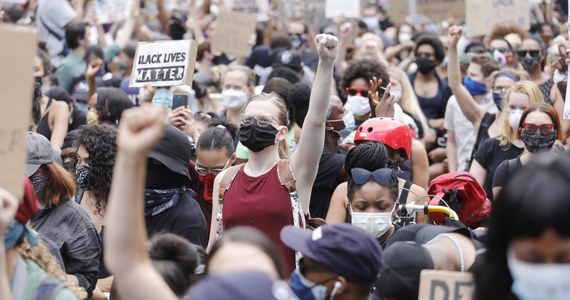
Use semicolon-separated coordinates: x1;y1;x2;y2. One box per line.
522;123;555;136
240;115;276;127
351;168;392;186
517;50;540;58
195;158;232;176
345;88;369;97
488;47;509;53
492;85;511;93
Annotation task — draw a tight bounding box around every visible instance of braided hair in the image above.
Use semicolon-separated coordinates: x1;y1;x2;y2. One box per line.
345;141;399;202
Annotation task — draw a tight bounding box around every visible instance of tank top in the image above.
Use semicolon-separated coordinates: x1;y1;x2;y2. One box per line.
539;78;554;105
470;112;496;168
36;98;53;141
223;164;296;274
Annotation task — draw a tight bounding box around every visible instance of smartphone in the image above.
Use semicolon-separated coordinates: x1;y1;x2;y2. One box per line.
172;94;189;110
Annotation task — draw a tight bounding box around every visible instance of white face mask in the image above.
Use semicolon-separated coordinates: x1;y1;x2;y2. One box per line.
345;95;370;117
350;204;395;238
509;109;523;129
399;33;412;43
390;89;403;103
508;248;570;300
222;89;248;110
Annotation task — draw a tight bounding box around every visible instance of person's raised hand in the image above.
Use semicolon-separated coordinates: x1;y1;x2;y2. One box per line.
0;188;19;236
86;58;104;79
339;22;353;43
369;76;396;118
448;25;463;48
315;34;339;64
167;106;187;129
118;106;166;156
552;42;570;75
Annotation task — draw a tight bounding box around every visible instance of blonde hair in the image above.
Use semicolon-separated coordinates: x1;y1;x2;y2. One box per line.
17;235;88;299
244;93;290;159
498;80;544;147
223;65;256;88
388;66;429;136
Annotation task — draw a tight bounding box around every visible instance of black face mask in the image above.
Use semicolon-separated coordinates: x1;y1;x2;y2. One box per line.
415;57;436;74
493;92;505;111
520;57;540;71
520;131;557;153
169;23;186;40
146;160;186;189
239;122;278;152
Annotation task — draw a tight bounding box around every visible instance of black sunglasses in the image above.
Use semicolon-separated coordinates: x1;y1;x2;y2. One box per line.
517;50;540;58
345;88;369;97
351;168;392;186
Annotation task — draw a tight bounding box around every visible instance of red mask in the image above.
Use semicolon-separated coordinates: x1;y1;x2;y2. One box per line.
198;173;216;203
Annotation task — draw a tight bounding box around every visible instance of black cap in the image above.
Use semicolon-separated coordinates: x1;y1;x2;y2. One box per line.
272;50;304;72
376;242;435;299
148;125;191;179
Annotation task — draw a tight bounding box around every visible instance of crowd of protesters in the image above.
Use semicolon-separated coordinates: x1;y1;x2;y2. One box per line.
1;0;570;299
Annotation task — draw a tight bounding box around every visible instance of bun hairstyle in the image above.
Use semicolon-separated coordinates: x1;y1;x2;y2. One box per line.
197;120;238;156
149;233;206;297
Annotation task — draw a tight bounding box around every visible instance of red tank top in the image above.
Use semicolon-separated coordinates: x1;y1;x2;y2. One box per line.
222;164;295;274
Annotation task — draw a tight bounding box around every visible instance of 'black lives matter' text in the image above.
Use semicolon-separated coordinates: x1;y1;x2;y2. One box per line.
135;66;185;83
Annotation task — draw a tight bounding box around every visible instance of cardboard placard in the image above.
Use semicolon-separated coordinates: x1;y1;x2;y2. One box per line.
282;0;305;20
389;0;410;25
1;0;27;4
96;0;133;24
564;10;570;120
0;25;36;199
225;0;270;22
417;0;465;24
211;11;257;57
130;40;198;87
325;0;360;19
418;270;474;300
465;0;530;37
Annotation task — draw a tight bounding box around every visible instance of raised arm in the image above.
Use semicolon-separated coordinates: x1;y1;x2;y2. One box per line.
290;34;338;213
447;26;485;126
104;106;177;300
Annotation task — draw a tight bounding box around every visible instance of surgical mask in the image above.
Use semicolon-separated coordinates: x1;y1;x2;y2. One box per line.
508;248;570;300
415;57;437;74
350;205;394;238
30;174;47;202
345;95;370;117
290;269;330;300
343;112;356;131
509;109;523;129
520;130;557;153
399;33;412;43
493;50;508;67
290;33;306;49
152;88;174;108
390;89;403;103
75;163;90;189
463;76;487;96
222;89;248;110
239;122;279;152
87;110;98;125
493;92;505;111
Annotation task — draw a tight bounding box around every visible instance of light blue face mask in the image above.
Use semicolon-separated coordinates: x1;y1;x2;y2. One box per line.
152;88;174;108
289;269;330;300
338;112;356;140
508;248;570;300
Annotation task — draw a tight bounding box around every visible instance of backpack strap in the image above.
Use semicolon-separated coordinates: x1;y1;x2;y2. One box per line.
215;164;244;240
277;159;296;193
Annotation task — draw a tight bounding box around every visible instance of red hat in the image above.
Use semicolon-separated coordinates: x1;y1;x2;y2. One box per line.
16;178;39;224
354;118;412;160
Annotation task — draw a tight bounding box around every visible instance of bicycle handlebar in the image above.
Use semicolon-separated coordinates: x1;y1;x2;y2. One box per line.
399;203;459;221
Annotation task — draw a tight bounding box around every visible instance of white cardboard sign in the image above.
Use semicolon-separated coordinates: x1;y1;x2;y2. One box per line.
325;0;360;19
130;40;198;87
96;0;133;24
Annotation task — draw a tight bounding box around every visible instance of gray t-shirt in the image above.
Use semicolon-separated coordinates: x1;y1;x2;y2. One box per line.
36;0;76;66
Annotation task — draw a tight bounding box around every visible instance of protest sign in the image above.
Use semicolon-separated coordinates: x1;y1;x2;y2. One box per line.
418;270;474;300
225;0;270;22
564;13;570;120
325;0;360;19
0;0;27;3
0;25;36;198
417;0;465;24
96;0;133;24
211;11;257;57
306;0;327;33
466;0;530;37
130;40;198;87
282;0;305;20
389;0;410;24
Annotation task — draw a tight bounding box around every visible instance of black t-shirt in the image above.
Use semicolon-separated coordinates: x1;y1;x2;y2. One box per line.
385;224;484;250
473;138;523;202
492;157;523;189
310;147;346;218
146;192;208;247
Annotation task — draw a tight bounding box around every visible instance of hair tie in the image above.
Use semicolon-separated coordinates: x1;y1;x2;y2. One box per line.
495;71;517;82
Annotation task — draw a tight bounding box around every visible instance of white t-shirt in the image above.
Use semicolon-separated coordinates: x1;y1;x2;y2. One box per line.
36;0;76;66
444;94;497;171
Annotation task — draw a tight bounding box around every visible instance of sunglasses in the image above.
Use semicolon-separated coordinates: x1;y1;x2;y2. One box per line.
517;50;540;58
345;88;369;97
351;168;392;186
522;123;555;136
488;47;509;53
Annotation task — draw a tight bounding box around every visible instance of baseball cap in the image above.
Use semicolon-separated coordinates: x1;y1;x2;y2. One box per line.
96;73;122;88
187;271;298;300
272;50;304;72
148;125;191;179
25;133;55;177
375;241;435;300
71;79;89;103
280;223;383;284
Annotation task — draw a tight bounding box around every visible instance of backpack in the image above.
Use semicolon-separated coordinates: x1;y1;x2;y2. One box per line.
428;171;491;229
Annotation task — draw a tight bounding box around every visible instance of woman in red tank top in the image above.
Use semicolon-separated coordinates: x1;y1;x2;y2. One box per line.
207;34;339;275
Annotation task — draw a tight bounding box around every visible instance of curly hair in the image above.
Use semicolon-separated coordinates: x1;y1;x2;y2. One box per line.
74;124;118;216
341;59;390;92
17;236;88;299
484;24;528;46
